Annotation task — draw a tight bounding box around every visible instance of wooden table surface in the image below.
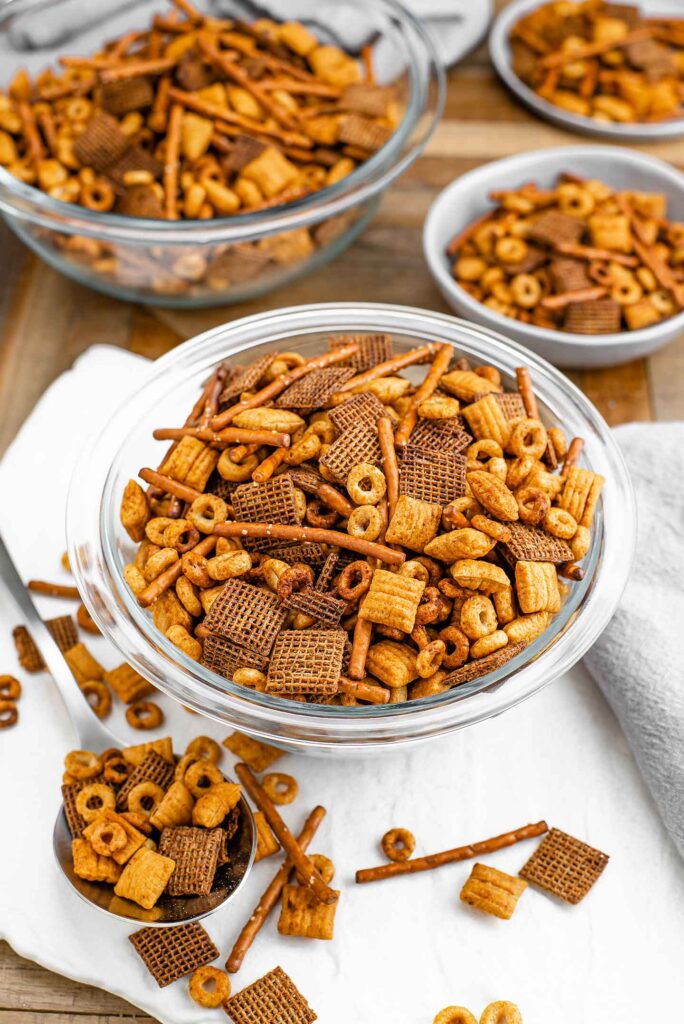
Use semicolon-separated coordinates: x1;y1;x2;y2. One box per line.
1;11;683;1022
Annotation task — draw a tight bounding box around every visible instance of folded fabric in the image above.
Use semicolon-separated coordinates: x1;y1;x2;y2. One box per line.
583;422;684;862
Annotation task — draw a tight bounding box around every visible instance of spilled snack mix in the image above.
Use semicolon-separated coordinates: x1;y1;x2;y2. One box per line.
510;1;684;124
0;0;399;300
61;736;250;915
447;173;684;334
120;335;604;706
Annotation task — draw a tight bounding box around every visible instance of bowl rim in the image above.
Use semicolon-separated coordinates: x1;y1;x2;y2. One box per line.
0;0;445;244
489;0;684;142
423;143;684;350
67;302;637;750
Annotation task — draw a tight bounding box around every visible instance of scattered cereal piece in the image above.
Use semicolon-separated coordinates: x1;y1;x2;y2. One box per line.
518;827;609;904
129;921;219;988
460;863;527;920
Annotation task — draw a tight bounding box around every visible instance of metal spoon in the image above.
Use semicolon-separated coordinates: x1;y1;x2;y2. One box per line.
0;532;255;926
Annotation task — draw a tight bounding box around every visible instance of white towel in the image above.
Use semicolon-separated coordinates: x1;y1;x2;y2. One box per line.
584;422;684;862
1;347;683;1024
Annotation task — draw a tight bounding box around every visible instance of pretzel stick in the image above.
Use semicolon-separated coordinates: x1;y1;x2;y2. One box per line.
555;242;638;267
148;76;171;133
199;363;228;430
109;29;144;59
138;535;217;607
138;468;203;503
516;367;557;470
615;195;684;306
210;344;359;430
152;427;290;448
99;57;178;82
235;764;338;905
562;437;584;476
260;78;341;98
317;482;355;518
541;286;607;309
226;805;326;973
536;65;560;99
18;102;44;165
36;108;58;157
339;675;389;705
229;443;260;463
252;448;290;483
540;26;653;66
377;416;399;520
28;581;80;599
335;344;440;395
559;562;585;582
169;0;203;23
168;87;313;149
394;343;453;447
214;522;406;565
163;103;183;220
355;820;549;884
361;43;375;85
347;617;373;680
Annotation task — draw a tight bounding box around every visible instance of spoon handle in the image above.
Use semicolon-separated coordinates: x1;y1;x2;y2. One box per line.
0;532;119;752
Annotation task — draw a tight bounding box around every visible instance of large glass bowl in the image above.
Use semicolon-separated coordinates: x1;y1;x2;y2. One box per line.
67;303;636;757
0;0;443;307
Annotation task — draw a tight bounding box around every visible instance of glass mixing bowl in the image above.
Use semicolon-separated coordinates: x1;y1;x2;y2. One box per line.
67;303;636;757
0;0;443;306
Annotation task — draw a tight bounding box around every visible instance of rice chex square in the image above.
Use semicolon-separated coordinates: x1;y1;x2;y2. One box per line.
328;392;386;433
129;922;219;988
399;447;466;505
232;476;301;526
203;580;287;656
116;750;175;808
500;522;573;564
519;827;609;904
201;634;269;678
224;965;317;1024
266;630;346;695
328;333;393;372
441;642;524;689
319;421;382;483
280;587;346;627
218;354;274;406
158;826;222;896
494;392;527;421
409;416;471;454
274;367;355;412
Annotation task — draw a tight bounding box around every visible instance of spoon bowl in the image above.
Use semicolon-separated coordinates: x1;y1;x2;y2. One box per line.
0;532;255;926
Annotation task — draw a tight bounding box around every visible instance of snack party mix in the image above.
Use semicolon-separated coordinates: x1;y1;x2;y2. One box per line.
447;174;684;334
0;0;399;297
510;0;684;124
119;334;604;704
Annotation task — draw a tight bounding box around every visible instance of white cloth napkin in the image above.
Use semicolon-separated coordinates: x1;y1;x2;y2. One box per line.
0;347;683;1024
584;422;684;862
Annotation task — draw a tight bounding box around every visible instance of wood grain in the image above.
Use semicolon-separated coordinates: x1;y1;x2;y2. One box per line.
0;7;683;1021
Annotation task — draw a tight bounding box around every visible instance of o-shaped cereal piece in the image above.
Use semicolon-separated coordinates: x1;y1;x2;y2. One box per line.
506;455;535;490
145;516;175;545
80;679;112;719
143;546;178;582
76;782;116;823
127;781;166;819
509;418;547;460
470;630;509;659
188;494;228;534
510;272;542;309
103;754;131;786
347;504;383;541
189;966;231;1009
308;853;335;884
557;182;595;218
543;507;577;539
125;701;164;731
262;772;298;805
88;819;128;856
382;827;416;862
206;550;251;582
439;625;470;669
0;675;21;700
182;550;213;588
479;1002;523;1024
184;759;224;797
416;640;446;679
234;667;267;690
460;595;497;640
516;485;550;526
65;749;102;780
434;1008;477;1024
186;735;221;764
276;563;314;601
337;560;372;602
398;559;430;583
0;700;18;729
346;463;387;506
467;439;503;464
163;519;200;553
495;236;527;264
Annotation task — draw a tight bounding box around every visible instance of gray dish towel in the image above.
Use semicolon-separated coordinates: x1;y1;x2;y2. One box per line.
584;422;684;860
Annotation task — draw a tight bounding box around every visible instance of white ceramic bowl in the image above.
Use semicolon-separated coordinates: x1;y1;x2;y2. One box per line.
490;0;684;142
423;145;684;368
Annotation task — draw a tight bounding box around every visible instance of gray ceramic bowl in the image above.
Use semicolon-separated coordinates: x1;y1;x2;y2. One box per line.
490;0;684;141
423;145;684;368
